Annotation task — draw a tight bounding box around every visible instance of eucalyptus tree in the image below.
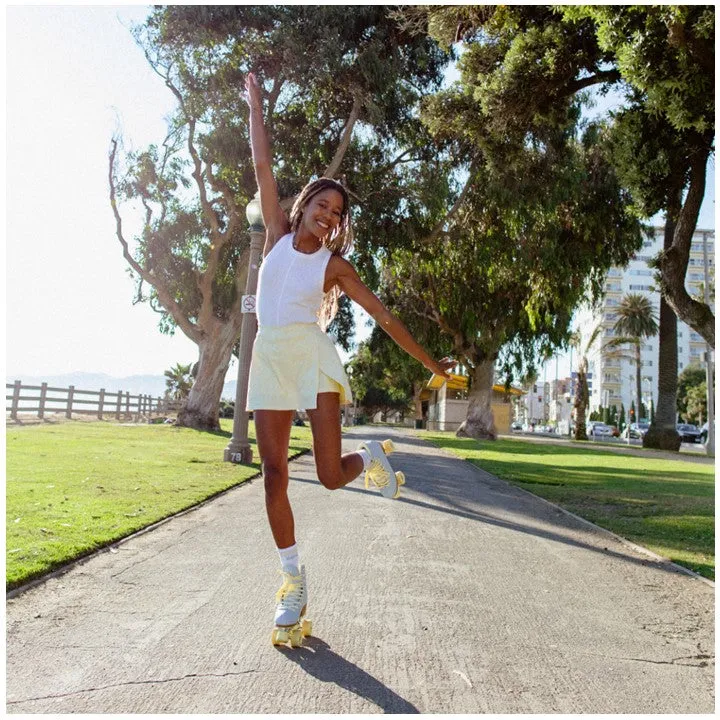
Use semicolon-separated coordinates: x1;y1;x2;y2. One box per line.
383;122;642;439
567;5;715;347
396;3;713;448
109;5;450;430
397;4;714;342
374;5;644;439
607;109;701;449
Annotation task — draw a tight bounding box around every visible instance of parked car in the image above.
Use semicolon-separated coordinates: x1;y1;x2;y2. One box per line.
622;422;650;439
676;423;702;443
511;421;523;432
587;422;614;438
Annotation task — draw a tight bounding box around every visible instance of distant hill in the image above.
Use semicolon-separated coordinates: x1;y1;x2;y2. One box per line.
6;372;239;401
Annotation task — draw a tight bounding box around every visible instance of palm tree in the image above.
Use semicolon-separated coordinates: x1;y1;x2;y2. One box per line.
570;326;602;441
164;362;194;402
610;294;659;424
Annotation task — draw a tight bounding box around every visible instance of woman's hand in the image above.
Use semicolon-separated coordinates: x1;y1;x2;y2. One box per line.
427;356;456;379
245;72;262;112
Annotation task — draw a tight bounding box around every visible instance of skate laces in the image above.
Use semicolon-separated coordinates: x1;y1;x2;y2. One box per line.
366;458;390;489
275;571;304;608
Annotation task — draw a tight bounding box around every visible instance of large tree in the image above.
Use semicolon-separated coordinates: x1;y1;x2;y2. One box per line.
377;8;644;439
109;5;450;430
384;123;642;439
401;4;714;344
396;4;713;448
607;109;693;449
566;5;715;345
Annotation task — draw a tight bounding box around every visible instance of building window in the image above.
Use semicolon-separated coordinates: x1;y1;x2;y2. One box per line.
629;284;654;291
691;242;714;253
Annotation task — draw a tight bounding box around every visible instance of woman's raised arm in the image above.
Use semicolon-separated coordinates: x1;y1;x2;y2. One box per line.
245;73;289;250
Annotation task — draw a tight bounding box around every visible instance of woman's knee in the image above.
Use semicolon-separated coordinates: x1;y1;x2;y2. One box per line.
315;460;343;490
262;460;288;499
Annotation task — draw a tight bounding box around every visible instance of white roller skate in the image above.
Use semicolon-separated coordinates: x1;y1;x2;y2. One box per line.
358;439;406;499
271;565;312;648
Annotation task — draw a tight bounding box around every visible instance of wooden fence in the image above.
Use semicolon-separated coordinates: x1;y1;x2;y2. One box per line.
6;381;175;422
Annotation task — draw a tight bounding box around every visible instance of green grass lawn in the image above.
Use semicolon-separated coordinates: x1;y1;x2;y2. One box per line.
421;431;715;580
6;420;313;590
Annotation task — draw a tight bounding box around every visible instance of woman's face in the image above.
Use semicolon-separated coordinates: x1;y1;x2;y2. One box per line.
302;189;344;239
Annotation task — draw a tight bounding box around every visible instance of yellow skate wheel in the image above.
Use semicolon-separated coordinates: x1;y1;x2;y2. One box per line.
289;627;303;648
271;628;289;646
396;471;405;486
301;618;312;637
381;439;395;455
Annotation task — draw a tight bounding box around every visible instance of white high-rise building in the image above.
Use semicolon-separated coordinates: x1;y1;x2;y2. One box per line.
578;226;714;419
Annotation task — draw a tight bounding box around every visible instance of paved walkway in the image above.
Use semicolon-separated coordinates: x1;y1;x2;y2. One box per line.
6;427;714;713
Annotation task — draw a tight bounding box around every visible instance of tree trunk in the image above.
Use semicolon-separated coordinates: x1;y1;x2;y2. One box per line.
176;321;239;431
573;359;589;440
657;143;714;345
645;213;681;451
634;341;642;421
413;381;423;423
456;359;496;440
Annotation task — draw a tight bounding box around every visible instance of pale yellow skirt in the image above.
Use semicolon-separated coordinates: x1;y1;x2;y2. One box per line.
246;322;352;411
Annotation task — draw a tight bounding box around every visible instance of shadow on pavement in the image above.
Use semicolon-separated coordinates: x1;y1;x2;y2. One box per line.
291;433;702;581
276;636;419;714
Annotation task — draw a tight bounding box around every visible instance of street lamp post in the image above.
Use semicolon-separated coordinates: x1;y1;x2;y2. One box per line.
224;192;265;464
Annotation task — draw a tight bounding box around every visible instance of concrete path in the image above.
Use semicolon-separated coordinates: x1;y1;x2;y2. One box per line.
6;427;714;713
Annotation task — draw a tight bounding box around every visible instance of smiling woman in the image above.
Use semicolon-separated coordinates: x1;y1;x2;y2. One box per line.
243;70;456;646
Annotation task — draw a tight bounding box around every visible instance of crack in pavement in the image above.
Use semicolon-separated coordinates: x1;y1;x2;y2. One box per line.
614;653;713;668
6;669;262;706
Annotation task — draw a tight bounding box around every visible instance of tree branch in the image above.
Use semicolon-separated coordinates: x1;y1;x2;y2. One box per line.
566;68;622;94
108;138;201;344
265;77;285;126
422;167;474;244
323;95;362;178
657;142;715;345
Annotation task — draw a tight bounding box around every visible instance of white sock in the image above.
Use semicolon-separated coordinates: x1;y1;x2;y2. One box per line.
357;448;371;471
277;543;300;574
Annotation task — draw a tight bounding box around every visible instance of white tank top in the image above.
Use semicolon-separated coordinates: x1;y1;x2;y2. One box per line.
256;233;332;327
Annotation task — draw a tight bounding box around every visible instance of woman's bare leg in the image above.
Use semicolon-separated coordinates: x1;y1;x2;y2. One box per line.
254;409;295;548
306;392;364;489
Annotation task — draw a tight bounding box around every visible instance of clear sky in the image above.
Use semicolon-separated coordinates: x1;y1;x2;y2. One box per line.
5;5;716;382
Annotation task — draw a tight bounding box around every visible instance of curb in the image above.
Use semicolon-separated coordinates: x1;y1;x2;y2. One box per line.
6;448;312;601
420;435;715;589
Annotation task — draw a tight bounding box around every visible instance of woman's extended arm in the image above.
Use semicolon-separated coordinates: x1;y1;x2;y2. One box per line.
245;73;289;251
329;257;455;378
